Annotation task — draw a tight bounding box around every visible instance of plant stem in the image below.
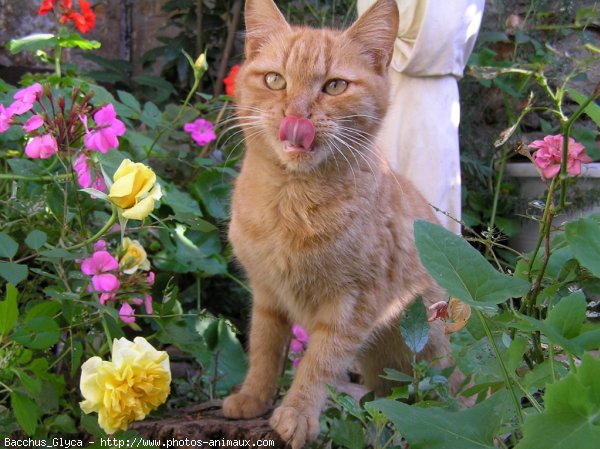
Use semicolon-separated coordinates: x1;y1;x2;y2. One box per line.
147;70;201;155
55;45;62;78
63;205;118;250
0;173;70;181
558;91;597;210
225;271;251;293
476;309;524;425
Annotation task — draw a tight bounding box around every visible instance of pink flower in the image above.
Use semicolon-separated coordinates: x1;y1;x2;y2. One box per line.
530;135;593;179
73;153;92;188
81;250;120;293
144;294;153;314
93;240;107;252
25;134;58;159
0;104;13;132
23;114;44;132
99;292;115;305
91;273;120;292
93;176;106;192
81;250;119;274
147;271;155;286
10;83;43;115
292;324;309;343
184;118;217;146
119;303;135;324
84;104;126;153
290;324;309;370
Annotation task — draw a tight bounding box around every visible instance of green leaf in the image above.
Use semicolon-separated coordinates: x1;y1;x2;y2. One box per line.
13;369;42;396
0;284;19;336
11;391;39;435
57;33;101;50
8;33;57;54
25;301;61;322
140;101;163;128
566;88;600;129
11;317;60;350
329;418;365;449
546;292;586;339
24;230;47;250
414;220;530;309
566;217;600;278
400;298;430;354
163;182;203;216
0;232;18;258
0;262;28;285
515;354;600;449
370;390;510;449
117;90;141;113
380;368;414;383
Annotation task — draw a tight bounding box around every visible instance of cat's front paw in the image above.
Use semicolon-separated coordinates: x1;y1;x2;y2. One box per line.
222;392;270;419
269;405;319;449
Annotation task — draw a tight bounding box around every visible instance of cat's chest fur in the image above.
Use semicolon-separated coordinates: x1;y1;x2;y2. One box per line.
229;163;384;303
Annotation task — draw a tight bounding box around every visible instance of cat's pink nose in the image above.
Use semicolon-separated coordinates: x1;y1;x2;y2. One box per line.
279;115;315;152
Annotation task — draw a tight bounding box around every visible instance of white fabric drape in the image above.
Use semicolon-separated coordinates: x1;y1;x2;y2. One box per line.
357;0;484;234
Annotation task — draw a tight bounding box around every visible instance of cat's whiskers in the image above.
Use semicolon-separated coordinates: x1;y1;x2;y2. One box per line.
323;133;358;193
329;133;379;193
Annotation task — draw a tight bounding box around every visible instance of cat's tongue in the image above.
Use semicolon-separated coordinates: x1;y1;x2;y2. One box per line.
279;116;315;152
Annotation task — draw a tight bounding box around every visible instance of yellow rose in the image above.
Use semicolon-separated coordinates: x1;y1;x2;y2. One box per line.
79;336;171;435
108;159;162;220
119;237;150;274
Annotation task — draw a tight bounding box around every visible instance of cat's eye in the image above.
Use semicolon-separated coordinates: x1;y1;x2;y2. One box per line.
264;72;286;90
323;79;348;96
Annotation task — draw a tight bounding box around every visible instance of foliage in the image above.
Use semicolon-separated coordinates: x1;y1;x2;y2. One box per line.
0;4;247;440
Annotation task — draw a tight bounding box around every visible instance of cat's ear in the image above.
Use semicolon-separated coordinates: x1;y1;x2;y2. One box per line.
344;0;399;73
244;0;291;58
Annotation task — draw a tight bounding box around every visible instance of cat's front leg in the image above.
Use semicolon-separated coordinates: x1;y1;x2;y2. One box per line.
270;318;371;449
223;284;290;419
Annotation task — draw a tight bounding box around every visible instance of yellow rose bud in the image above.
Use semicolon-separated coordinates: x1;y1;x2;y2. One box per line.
108;159;162;220
79;336;171;435
119;237;151;274
194;53;208;72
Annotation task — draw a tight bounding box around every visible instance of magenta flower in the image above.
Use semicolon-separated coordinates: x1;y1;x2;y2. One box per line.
147;272;155;286
84;104;126;153
0;104;13;132
530;135;593;179
119;303;135;324
93;176;106;192
73;153;92;188
184;118;216;146
99;293;116;305
93;240;107;252
25;134;58;159
144;294;153;314
23;114;44;132
81;250;120;293
10;83;43;115
290;324;309;369
292;324;309;343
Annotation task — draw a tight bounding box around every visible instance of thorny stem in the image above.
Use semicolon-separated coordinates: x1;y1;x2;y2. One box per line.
476;309;524;426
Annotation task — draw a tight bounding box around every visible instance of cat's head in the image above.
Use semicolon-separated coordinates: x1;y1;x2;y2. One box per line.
235;0;399;171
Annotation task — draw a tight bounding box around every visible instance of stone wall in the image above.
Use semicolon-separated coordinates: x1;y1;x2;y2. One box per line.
0;0;175;82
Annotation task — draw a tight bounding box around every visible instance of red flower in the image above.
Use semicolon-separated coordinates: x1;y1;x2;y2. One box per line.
76;0;96;33
223;65;241;97
38;0;56;15
39;0;96;34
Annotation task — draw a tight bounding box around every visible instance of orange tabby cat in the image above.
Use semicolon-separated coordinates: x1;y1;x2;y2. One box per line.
222;0;454;447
